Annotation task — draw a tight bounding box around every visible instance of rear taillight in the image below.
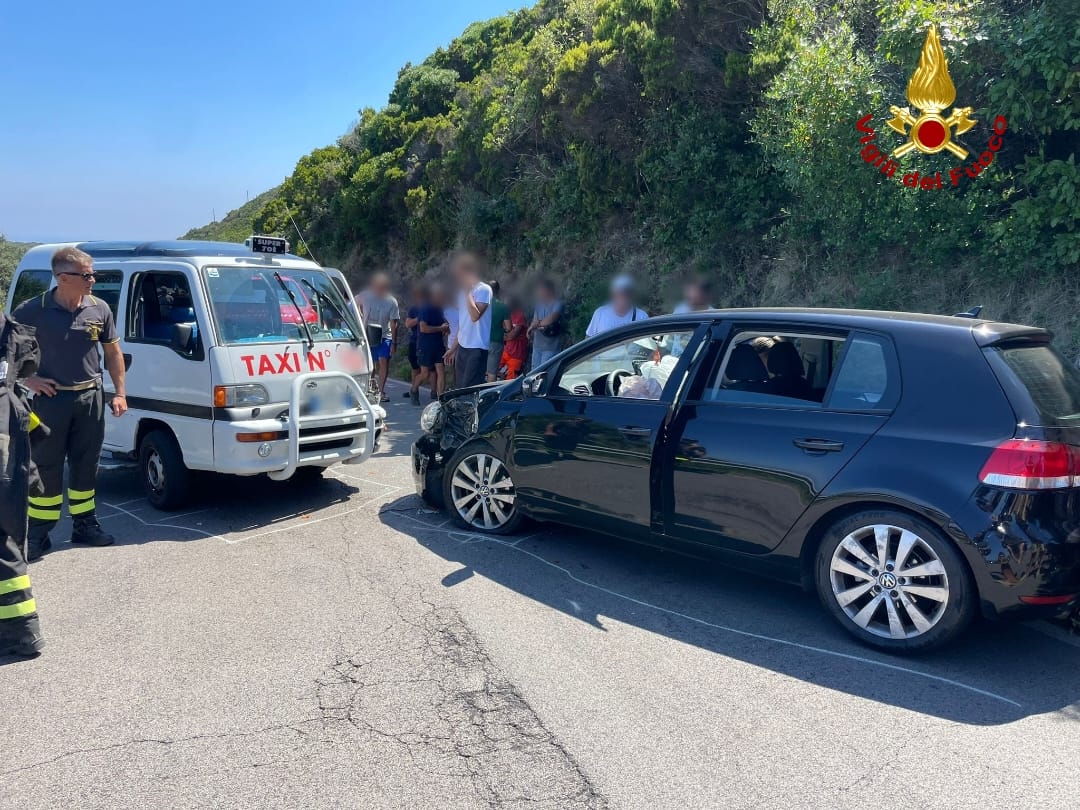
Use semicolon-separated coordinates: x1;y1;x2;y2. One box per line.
979;439;1080;490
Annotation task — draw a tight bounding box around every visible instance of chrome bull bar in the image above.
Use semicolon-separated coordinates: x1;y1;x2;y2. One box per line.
267;371;376;482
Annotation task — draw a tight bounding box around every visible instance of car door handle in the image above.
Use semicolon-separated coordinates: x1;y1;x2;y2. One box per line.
619;426;653;437
794;438;844;453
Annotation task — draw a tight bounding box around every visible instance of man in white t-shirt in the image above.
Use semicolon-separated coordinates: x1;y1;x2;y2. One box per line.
444;253;492;388
586;275;649;339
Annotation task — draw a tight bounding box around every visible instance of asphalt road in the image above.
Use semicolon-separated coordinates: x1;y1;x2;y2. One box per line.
3;379;1080;809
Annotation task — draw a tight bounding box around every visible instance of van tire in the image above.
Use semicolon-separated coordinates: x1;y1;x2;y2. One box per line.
139;429;192;511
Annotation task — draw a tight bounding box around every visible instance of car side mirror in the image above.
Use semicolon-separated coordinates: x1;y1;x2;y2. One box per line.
171;322;194;355
523;373;546;397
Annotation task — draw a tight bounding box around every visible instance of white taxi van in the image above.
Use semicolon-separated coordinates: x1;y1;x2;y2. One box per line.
5;237;383;508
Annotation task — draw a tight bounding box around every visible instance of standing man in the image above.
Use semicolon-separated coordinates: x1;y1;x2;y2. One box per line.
671;278;714;356
443;253;492;389
14;247;128;560
585;275;649;338
500;296;529;380
414;283;449;403
527;279;564;370
401;284;426;399
356;272;400;403
0;311;47;657
485;281;508;382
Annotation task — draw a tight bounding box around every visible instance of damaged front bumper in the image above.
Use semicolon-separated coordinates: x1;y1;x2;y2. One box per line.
412;393;482;507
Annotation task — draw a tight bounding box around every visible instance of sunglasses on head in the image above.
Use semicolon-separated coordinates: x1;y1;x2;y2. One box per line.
60;271;96;281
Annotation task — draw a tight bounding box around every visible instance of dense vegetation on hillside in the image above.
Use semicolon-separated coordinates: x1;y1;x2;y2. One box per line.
181;188;280;244
213;0;1077;346
0;236;36;302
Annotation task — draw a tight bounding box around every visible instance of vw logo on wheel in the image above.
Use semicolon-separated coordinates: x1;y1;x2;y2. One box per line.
878;572;898;590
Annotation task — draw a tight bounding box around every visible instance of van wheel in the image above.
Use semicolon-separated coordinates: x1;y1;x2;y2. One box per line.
139;429;192;511
815;510;975;653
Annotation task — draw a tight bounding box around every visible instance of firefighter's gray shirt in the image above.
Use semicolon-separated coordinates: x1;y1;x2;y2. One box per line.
12;291;119;386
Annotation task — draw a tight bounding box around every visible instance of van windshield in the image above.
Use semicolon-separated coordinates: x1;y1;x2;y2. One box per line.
204;266;359;346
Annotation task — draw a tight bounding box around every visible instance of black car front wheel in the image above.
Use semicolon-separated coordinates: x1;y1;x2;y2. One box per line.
443;443;523;534
139;429;192;511
815;510;975;652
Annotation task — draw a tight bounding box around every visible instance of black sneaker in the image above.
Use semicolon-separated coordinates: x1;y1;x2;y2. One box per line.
70;518;115;547
27;535;52;562
401;391;412;399
410;389;421;406
0;615;45;658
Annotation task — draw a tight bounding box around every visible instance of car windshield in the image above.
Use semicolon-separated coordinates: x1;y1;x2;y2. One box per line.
204;266;359;345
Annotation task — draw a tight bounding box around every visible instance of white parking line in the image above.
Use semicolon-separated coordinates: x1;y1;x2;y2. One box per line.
389;512;1023;709
97;482;401;547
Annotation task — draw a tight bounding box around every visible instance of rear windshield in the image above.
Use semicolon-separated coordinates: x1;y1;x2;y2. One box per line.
989;343;1080;425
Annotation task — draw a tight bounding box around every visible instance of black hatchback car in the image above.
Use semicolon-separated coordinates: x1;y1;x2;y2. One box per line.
412;309;1080;652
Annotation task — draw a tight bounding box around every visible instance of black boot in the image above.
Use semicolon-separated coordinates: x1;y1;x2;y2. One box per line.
26;535;52;562
0;615;45;658
71;518;115;547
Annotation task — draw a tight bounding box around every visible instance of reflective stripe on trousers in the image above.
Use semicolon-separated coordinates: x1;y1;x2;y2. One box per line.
0;574;35;620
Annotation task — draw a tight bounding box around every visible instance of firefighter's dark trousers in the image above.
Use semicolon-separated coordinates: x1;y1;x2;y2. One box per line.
27;387;104;539
0;534;36;627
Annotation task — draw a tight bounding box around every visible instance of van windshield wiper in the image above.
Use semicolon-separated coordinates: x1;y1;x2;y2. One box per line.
273;272;315;352
301;278;359;346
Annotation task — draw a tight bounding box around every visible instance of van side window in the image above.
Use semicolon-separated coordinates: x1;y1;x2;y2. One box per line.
703;331;847;406
91;271;124;320
127;271;200;356
10;270;52;309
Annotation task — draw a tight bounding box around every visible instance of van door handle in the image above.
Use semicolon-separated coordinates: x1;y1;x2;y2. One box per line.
794;438;844;453
619;426;652;437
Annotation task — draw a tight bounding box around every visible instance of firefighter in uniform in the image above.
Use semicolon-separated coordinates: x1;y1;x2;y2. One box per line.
0;311;48;657
13;247;129;560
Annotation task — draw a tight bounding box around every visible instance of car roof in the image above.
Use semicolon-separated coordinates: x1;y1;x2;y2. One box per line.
638;308;1050;347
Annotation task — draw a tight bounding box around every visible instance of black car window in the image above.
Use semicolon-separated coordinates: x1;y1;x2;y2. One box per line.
988;343;1080;426
703;330;846;406
553;329;695;399
9;269;52;309
826;333;898;411
126;271;200;355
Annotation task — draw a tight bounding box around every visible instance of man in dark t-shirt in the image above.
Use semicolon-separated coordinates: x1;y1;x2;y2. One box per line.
413;284;449;403
13;247;128;559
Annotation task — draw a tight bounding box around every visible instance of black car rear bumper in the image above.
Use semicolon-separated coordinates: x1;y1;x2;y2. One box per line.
965;486;1080;619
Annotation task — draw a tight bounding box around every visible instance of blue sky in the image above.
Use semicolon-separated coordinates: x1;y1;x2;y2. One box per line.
0;0;524;242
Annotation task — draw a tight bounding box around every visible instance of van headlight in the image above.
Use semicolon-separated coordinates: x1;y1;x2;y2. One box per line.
420;401;442;432
213;384;269;407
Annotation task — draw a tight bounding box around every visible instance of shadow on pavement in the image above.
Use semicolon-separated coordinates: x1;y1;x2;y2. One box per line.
379;493;1080;727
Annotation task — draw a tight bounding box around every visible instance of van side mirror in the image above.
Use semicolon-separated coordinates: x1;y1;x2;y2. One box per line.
171;322;194;355
523;373;546;397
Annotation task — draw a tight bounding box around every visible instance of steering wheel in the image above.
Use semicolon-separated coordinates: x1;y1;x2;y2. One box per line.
606;369;634;397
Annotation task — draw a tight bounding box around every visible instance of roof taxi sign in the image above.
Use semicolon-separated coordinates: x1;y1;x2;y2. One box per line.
247;235;290;255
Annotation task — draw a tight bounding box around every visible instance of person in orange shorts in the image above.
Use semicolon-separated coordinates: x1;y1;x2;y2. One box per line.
500;297;529;380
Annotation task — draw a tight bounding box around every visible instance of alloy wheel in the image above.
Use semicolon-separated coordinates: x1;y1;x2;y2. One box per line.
828;523;950;640
449;453;517;531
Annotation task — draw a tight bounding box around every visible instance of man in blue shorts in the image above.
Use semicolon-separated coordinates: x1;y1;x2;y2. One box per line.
355;273;400;402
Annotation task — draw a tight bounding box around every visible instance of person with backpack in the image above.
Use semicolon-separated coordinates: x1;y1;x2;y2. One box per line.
527;279;564;369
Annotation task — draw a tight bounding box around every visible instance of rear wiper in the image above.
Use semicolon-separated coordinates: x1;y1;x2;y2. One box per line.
301;278;359;346
273;272;315;351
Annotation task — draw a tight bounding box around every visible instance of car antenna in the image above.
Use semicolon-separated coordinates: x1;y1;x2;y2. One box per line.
953;305;983;319
285;203;319;266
